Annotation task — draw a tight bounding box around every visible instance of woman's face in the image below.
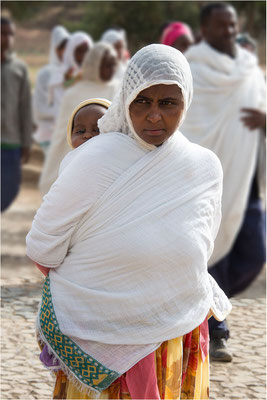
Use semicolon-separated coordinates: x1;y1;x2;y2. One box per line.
74;42;89;66
99;50;118;81
129;84;184;146
56;38;68;62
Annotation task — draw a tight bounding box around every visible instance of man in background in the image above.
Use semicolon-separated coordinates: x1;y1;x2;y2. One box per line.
1;16;33;212
182;2;266;362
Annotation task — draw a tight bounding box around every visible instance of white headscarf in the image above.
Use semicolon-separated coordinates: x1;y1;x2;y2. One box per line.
82;41;117;83
101;28;126;45
49;25;70;66
63;31;93;73
99;43;193;150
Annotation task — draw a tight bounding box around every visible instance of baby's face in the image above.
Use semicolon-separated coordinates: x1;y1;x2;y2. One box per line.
71;104;107;148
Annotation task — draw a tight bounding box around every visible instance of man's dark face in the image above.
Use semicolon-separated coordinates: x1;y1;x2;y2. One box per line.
201;7;239;57
1;22;15;54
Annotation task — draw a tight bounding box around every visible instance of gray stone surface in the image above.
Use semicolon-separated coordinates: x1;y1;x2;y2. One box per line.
1;156;266;399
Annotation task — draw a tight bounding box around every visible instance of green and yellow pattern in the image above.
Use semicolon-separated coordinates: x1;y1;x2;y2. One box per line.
38;276;119;392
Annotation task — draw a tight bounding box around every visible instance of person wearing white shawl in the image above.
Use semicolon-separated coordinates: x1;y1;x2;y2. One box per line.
101;28;129;81
62;31;93;80
47;31;93;119
32;26;69;156
181;3;266;362
39;42;119;196
26;44;231;398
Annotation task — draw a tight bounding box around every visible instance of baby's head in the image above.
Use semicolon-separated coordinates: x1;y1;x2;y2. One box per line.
67;99;111;149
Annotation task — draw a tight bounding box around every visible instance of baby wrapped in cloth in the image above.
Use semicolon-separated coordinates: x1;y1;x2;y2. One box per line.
26;44;231;395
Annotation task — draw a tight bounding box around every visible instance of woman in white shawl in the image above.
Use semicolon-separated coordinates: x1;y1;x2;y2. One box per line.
32;26;70;156
101;28;129;81
48;31;93;119
27;44;231;399
39;42;119;196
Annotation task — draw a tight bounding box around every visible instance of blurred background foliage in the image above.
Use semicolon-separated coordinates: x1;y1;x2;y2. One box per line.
2;1;266;50
2;1;265;87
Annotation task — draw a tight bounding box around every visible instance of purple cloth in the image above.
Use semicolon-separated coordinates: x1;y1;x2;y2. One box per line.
40;344;60;368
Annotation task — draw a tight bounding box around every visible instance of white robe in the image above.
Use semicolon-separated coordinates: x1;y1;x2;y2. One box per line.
27;132;231;376
33;26;70;145
33;65;57;144
182;41;266;266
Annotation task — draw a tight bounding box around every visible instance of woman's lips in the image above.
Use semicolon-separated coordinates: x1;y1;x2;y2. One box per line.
143;129;165;136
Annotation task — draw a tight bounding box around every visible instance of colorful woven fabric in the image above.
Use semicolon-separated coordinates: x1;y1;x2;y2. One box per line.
52;325;209;399
38;276;119;393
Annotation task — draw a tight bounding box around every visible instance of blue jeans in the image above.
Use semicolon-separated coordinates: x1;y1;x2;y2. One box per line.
209;176;266;339
1;148;21;212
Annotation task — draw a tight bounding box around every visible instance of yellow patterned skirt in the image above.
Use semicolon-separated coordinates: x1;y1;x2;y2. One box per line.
53;324;209;399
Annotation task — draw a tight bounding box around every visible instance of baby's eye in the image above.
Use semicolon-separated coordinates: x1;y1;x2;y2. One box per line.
93;127;100;134
76;129;86;135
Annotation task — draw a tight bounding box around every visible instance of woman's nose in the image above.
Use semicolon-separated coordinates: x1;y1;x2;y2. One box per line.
146;107;162;123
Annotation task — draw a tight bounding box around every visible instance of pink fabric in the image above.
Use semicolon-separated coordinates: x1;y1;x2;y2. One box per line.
120;317;209;398
199;316;209;362
35;262;50;276
123;351;160;399
160;22;192;47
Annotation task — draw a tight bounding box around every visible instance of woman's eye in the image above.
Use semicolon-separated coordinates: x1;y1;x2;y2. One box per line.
135;98;149;104
161;100;175;106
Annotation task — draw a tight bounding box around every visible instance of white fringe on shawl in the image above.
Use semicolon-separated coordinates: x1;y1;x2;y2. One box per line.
36;311;101;397
27;44;231;387
182;41;266;266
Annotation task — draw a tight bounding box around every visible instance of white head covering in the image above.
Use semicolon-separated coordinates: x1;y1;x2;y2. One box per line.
63;31;94;72
49;25;70;66
82;41;117;83
99;43;193;150
101;28;126;45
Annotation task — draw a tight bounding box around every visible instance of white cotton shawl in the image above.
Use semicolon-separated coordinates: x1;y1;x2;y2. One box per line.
49;26;70;67
33;26;70;143
47;26;70;105
182;41;266;266
39;43;120;195
62;31;93;75
101;29;129;82
101;29;126;45
47;31;93;115
27;44;231;380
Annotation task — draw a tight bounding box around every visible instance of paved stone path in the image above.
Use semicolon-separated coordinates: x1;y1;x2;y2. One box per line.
1;159;266;399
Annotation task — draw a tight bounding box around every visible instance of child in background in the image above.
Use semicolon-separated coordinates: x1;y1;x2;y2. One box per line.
35;98;111;276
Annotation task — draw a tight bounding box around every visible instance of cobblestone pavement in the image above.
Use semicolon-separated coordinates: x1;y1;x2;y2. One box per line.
1;179;266;399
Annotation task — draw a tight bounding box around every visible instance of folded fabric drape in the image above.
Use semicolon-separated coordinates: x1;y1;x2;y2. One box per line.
182;41;266;266
27;131;231;393
27;44;232;394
